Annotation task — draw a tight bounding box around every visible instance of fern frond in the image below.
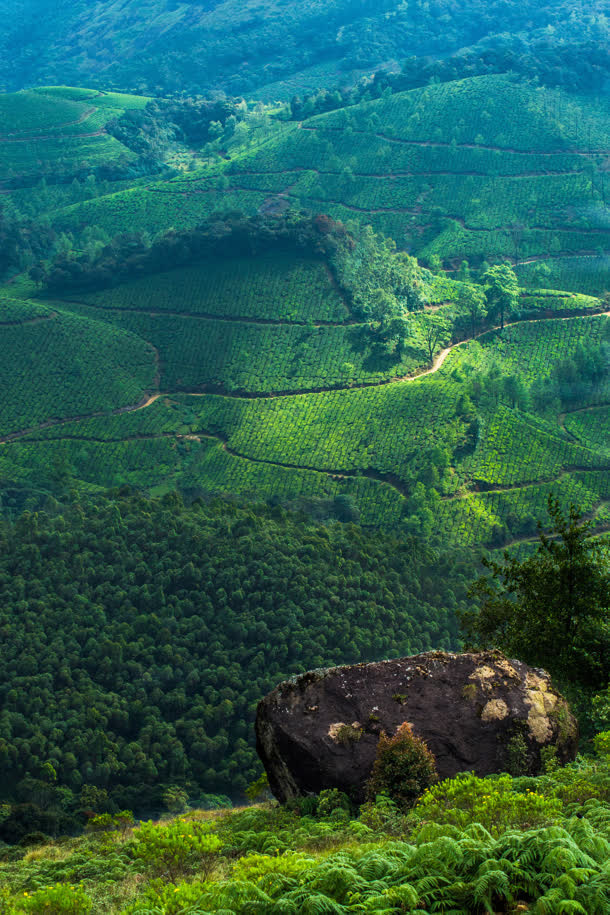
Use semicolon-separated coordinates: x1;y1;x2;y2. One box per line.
462;822;494;843
356;851;395;882
473;867;511;909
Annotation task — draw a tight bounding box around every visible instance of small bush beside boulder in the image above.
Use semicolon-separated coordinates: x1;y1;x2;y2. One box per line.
366;722;437;809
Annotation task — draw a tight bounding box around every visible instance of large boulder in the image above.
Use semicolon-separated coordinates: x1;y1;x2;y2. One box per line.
255;650;578;803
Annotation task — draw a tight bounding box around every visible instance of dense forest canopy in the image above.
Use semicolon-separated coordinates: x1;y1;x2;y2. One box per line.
0;489;467;840
1;0;609;97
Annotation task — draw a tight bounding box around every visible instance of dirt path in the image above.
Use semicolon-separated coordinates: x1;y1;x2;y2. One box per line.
0;107;99;142
515;252;606;266
227;164;587;181
501;504;610;550
558;401;610;441
2;310;609;449
0;312;57;328
56;298;359;327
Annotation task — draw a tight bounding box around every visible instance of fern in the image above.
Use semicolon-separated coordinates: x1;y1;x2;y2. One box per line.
356;851;396;882
309;861;367;901
574;872;610;912
282;889;346;913
473;868;512;912
462;822;494;843
532;892;588;915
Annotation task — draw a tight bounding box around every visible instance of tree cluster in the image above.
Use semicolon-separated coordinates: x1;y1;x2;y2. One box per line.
0;489;465;841
290;36;610;122
462;497;610;695
332;225;427;354
0;205;56;280
35;212;348;294
107;96;248;163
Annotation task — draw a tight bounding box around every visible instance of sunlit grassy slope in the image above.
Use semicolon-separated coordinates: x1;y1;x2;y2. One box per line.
2;754;610;913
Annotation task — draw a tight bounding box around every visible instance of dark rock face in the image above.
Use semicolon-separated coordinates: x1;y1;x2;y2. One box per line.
255;650;578;803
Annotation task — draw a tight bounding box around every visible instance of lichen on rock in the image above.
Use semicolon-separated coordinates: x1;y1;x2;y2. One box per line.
255;650;578;804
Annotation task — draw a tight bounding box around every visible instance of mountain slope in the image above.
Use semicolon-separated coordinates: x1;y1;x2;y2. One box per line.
1;0;608;97
50;75;610;289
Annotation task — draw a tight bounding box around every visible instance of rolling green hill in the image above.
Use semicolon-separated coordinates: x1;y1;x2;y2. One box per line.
2;18;610;871
1;74;609;553
49;75;610;295
1;243;609;549
0;296;156;442
0;87;151;190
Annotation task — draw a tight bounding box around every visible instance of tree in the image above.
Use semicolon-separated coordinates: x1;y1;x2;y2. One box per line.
427;254;444;275
461;497;610;690
421;314;451;364
28;263;46;287
482;264;519;329
462;284;487;337
502;373;530;410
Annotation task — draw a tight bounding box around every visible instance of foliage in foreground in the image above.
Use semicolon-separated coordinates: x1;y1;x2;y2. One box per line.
2;749;610;913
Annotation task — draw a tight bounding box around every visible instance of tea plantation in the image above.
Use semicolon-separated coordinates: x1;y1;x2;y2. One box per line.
0;86;150;200
0;75;610;546
2;253;609;546
0;299;156;439
48;75;610;294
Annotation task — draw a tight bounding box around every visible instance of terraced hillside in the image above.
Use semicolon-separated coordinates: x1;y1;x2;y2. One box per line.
0;86;151;192
0;294;157;442
1;238;609;549
1;74;610;548
53;76;610;294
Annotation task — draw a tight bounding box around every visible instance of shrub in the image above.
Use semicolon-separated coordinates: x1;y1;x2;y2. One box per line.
316;789;352;819
245;773;269;802
366;722;437;809
20;884;93;913
231;851;313;884
122;879;207;915
414;772;562;837
130;819;222;883
358;794;408;835
85;810;134;838
594;731;610;758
